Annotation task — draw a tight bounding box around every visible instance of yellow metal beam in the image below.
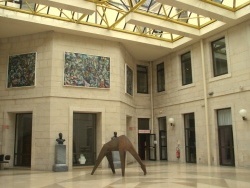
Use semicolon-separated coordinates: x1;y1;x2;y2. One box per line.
108;0;146;29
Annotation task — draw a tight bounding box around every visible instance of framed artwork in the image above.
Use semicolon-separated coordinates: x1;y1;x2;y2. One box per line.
64;52;110;88
7;52;36;88
126;64;133;96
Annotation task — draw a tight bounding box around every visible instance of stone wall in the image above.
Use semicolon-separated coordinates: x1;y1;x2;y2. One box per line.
153;20;250;167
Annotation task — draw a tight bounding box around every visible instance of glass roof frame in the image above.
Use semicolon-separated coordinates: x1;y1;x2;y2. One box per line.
0;0;249;43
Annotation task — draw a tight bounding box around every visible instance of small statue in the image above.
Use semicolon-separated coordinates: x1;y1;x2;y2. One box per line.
56;133;65;144
111;131;118;140
79;154;86;164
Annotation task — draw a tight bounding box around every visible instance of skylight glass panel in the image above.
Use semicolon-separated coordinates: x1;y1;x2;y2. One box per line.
2;0;249;44
235;0;250;7
135;0;156;9
109;0;130;11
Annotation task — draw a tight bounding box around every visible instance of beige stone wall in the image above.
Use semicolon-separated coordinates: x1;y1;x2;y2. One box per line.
153;20;250;167
0;31;54;170
0;19;249;171
0;32;143;170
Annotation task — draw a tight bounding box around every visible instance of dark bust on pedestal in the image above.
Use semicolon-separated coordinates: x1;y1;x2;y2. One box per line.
53;132;68;172
56;133;65;145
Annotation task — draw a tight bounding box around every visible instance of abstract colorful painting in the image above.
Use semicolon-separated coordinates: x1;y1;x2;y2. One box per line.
126;64;133;96
64;52;110;88
7;52;36;88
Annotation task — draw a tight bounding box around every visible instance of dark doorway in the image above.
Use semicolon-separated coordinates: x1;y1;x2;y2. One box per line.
138;118;156;160
159;131;167;160
138;134;149;160
138;134;156;160
184;113;196;163
14;113;32;167
158;117;167;160
149;134;156;160
218;126;235;166
73;113;96;166
217;108;235;166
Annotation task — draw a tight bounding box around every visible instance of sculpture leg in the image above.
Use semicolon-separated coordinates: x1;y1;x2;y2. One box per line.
127;146;147;175
119;150;126;176
91;146;108;175
106;151;115;174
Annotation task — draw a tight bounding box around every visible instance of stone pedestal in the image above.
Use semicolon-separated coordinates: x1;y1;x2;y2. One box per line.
112;151;121;169
53;144;68;172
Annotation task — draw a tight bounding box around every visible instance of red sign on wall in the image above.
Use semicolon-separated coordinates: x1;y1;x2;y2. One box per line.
2;125;9;129
138;130;150;134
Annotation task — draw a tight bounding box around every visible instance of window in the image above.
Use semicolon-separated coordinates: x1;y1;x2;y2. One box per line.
176;8;188;23
138;118;150;130
157;63;165;92
181;52;193;85
184;113;196;163
217;108;232;126
217;108;235;166
126;64;133;96
73;113;96;166
213;0;223;3
137;65;148;94
158;117;167;160
15;113;32;167
211;37;228;77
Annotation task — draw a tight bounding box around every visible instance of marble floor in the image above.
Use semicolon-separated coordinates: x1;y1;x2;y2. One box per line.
1;161;250;188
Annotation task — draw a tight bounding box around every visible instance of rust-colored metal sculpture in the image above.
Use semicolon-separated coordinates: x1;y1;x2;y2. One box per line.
91;135;146;176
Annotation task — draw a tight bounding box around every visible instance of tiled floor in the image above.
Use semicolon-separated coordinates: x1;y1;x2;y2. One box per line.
1;161;250;188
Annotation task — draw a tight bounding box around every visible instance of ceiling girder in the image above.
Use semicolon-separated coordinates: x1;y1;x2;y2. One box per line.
27;0;95;15
126;12;200;38
0;0;249;44
156;0;235;22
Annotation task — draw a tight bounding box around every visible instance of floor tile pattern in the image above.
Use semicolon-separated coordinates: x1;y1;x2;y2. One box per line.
1;161;250;188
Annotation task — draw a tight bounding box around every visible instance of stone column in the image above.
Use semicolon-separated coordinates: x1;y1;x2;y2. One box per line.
53;144;68;172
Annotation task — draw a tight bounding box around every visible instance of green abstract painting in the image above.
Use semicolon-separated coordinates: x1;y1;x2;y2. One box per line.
64;52;110;88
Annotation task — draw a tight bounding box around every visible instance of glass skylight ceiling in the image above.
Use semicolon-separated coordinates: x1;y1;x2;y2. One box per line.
0;0;249;42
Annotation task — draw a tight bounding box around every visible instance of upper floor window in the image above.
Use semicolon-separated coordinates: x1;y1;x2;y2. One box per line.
157;62;165;92
137;65;148;94
217;108;232;126
126;64;133;96
181;52;193;85
138;118;150;130
211;37;228;77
